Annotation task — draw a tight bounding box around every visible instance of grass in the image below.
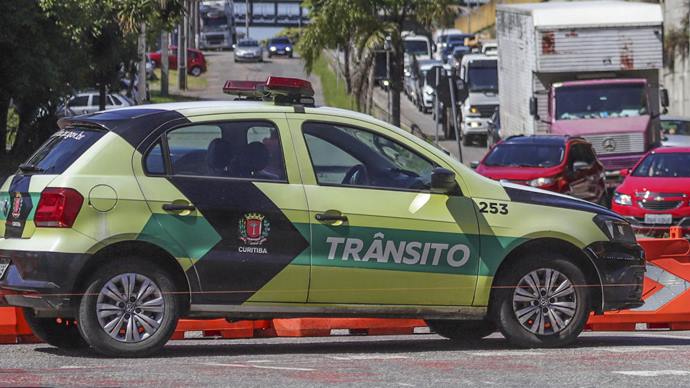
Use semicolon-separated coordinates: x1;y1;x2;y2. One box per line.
311;54;357;110
149;68;208;92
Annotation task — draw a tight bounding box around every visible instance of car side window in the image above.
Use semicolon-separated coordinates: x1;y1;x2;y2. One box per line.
145;141;165;175
150;121;287;181
302;122;434;191
68;96;89;107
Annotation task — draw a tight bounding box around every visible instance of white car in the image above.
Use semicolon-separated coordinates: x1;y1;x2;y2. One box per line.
59;92;134;117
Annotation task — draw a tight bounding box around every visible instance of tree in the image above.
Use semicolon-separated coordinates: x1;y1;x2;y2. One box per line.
299;0;451;127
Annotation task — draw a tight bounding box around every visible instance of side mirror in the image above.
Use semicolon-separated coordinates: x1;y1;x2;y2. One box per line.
470;161;480;169
573;161;589;171
619;168;630;177
529;97;538;117
431;167;459;195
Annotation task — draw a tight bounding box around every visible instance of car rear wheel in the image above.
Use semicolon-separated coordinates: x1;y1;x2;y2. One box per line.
189;66;202;77
77;258;180;357
22;309;88;349
426;319;495;344
493;253;590;348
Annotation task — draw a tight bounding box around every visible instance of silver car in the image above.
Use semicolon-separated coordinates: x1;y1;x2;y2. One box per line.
234;39;263;63
59;92;134;117
661;115;690;147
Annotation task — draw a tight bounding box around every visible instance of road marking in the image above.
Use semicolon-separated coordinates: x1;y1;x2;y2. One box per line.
246;360;273;363
469;351;546;357
203;362;315;372
597;346;673;353
614;370;690;377
328;355;409;360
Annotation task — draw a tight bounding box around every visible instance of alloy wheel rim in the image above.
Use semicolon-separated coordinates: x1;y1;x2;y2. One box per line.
512;268;577;335
96;273;165;343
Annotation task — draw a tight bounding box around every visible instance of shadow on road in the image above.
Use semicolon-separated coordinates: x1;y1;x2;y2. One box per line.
32;332;690;359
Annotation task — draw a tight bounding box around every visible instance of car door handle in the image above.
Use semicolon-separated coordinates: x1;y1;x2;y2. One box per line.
315;213;348;222
162;203;196;212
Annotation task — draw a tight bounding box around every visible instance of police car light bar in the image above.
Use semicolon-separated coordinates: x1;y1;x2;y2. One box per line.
222;76;315;106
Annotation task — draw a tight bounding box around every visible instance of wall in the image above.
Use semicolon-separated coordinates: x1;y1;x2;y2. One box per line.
454;0;540;34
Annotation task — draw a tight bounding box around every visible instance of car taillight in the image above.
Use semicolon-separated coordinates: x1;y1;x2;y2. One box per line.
35;188;84;228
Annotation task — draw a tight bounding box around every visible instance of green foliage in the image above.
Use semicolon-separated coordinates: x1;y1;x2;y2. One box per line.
311;54;356;110
665;12;689;71
276;27;304;44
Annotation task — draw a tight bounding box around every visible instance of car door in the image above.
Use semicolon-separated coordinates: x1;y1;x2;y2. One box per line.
134;115;310;306
289;116;480;307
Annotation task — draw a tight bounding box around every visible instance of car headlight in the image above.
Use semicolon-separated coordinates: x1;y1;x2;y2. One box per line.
528;177;555;187
470;106;479;114
285;46;291;51
613;192;632;206
593;214;636;243
270;46;277;51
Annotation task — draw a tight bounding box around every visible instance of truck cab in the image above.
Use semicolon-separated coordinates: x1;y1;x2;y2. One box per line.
548;78;663;184
458;54;499;146
403;34;432;68
199;6;235;50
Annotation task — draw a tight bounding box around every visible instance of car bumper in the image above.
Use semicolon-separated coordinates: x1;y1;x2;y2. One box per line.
269;49;292;56
235;54;262;62
622;216;690;236
461;117;490;135
585;241;645;312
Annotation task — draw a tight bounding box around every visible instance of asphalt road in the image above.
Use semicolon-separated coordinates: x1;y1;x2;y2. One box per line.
4;331;690;386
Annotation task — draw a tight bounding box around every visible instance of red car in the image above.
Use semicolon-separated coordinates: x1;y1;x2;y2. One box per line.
612;147;690;236
147;46;207;77
474;135;607;204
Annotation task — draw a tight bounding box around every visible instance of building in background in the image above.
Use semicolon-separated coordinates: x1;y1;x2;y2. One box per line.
663;0;690;116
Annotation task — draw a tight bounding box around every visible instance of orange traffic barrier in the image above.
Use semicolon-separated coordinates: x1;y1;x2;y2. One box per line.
271;318;427;337
171;319;272;340
587;237;690;331
0;307;39;344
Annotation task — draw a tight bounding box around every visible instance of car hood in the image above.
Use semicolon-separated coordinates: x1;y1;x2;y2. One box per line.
552;116;650;136
500;181;620;218
270;43;291;49
617;176;690;195
236;47;261;53
477;165;562;181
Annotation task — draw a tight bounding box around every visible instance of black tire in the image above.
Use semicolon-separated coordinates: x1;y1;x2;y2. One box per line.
77;258;180;357
426;319;495;344
492;253;591;348
189;66;202;77
22;309;88;349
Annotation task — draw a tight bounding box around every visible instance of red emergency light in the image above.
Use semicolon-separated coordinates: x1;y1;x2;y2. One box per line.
222;76;315;106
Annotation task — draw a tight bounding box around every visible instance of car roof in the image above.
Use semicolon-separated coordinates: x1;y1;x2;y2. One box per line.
651;146;690;154
501;135;571;145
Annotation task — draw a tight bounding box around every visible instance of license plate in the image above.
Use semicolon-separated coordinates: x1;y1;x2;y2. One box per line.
645;214;673;224
0;258;10;280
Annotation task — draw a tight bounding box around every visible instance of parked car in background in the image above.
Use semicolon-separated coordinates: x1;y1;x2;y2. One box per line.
612;147;690;237
474;135;607;204
58;91;134;117
234;39;263;62
481;41;498;56
414;59;443;113
487;107;501;147
267;36;293;58
448;46;471;69
147;46;207;76
660;115;690;147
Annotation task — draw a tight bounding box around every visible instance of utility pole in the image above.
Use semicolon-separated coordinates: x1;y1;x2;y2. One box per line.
137;22;147;104
178;1;188;91
161;31;169;97
245;0;250;38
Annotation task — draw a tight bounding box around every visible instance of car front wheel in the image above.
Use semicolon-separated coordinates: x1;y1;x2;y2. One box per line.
189;66;202;77
77;258;180;357
493;253;591;348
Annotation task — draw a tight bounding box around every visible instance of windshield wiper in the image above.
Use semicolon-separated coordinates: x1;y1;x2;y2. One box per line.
18;163;44;173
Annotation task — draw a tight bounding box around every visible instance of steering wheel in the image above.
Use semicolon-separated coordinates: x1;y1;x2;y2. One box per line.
342;164;370;186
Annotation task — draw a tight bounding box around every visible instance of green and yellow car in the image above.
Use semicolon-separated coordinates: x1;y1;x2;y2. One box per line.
0;77;644;357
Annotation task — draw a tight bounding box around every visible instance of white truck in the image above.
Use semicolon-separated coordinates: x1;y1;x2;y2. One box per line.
457;53;499;145
199;1;235;50
496;1;668;184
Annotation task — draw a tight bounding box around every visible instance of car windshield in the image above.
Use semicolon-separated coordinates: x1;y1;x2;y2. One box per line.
467;60;498;92
632;153;690;177
271;38;290;44
404;40;429;56
21;128;105;174
555;84;647;120
203;15;227;27
238;40;258;47
661;120;690;135
483;144;564;168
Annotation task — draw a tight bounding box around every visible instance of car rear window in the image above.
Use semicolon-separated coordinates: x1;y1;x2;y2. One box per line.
632;153;690;177
484;144;565;168
22;128;105;174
